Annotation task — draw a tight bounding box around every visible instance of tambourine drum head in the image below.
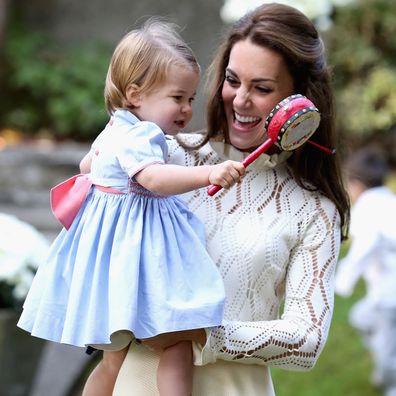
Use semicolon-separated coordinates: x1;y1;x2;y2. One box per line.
279;110;321;151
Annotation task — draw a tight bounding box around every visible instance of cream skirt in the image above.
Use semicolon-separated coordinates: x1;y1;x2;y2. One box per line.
113;341;275;396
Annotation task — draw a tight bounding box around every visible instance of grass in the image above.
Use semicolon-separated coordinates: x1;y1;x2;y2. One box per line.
270;243;381;396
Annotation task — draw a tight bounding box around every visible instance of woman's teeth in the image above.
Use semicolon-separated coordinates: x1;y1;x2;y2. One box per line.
234;112;260;123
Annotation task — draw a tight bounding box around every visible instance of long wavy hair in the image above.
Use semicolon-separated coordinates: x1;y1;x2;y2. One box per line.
200;3;349;238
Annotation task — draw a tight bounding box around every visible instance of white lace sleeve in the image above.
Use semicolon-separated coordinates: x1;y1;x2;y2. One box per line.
194;201;341;371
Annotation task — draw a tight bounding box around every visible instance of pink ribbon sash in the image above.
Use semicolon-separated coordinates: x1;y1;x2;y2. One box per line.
50;174;93;230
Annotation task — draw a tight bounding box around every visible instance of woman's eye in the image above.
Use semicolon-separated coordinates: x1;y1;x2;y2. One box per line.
225;75;239;86
256;86;272;94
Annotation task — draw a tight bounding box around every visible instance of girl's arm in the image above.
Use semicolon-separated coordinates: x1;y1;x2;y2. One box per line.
79;152;92;174
134;161;245;195
78;148;245;195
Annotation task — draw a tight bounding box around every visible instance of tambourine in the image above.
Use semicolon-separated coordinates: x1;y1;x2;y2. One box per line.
207;94;321;196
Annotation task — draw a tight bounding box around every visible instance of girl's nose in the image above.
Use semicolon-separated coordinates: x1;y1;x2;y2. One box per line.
181;103;192;114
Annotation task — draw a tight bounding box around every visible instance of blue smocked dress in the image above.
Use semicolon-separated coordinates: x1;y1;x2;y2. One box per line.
17;110;225;350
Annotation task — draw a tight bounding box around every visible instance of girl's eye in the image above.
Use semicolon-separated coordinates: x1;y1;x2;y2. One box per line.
173;96;183;101
188;97;195;104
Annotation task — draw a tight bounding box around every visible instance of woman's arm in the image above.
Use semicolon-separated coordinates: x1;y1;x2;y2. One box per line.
141;201;341;370
193;203;341;370
134;161;245;195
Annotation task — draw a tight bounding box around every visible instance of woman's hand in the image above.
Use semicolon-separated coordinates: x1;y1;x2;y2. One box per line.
140;328;206;353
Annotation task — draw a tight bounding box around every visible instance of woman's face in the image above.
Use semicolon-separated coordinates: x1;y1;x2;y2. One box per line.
222;39;295;151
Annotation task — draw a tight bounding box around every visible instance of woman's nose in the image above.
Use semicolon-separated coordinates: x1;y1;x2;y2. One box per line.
233;87;251;108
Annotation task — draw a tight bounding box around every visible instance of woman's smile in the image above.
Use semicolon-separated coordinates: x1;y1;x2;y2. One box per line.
222;39;294;151
233;112;262;130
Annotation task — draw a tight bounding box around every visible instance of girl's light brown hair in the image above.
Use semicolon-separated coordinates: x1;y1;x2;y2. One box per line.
104;18;200;114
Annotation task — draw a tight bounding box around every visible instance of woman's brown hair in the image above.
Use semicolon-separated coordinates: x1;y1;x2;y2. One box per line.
202;3;349;238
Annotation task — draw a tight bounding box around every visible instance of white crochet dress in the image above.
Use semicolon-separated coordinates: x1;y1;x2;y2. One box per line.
113;135;341;396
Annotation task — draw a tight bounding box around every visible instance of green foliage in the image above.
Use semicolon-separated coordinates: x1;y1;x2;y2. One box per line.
325;0;396;140
0;22;112;140
337;67;396;135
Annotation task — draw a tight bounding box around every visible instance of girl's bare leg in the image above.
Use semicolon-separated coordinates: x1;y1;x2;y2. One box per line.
157;340;193;396
82;346;129;396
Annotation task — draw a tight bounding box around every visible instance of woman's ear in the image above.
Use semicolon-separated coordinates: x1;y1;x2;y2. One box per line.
126;84;141;107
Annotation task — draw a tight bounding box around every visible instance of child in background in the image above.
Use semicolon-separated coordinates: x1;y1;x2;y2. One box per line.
18;19;245;396
335;147;396;396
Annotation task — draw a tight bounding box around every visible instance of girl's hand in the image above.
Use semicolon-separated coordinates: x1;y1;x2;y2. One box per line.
140;328;206;353
209;160;245;189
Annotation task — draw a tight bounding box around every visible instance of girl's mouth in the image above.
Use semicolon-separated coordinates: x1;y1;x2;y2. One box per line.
174;120;185;129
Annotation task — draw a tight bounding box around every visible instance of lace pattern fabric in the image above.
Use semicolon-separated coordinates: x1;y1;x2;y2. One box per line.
168;134;341;370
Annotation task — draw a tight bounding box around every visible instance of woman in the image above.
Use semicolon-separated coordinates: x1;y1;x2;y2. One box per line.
113;3;350;395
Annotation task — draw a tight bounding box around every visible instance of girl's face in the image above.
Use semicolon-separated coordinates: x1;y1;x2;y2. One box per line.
131;65;199;135
222;39;295;151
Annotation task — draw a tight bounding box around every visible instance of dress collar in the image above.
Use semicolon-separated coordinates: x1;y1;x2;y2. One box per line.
112;109;140;126
210;140;292;171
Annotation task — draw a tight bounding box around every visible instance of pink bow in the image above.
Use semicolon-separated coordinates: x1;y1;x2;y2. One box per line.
50;174;92;230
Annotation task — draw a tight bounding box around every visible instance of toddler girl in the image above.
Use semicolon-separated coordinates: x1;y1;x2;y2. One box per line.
18;19;244;396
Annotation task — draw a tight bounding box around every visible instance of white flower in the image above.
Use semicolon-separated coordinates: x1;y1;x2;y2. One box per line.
0;213;49;307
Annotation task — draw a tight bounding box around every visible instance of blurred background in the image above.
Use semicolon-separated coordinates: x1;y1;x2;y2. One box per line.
0;0;395;395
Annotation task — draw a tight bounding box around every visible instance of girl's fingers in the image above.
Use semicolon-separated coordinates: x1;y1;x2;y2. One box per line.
209;161;246;187
220;179;231;189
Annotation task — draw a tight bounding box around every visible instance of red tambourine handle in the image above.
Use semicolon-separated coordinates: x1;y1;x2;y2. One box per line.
207;184;223;196
207;137;274;196
241;137;274;167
